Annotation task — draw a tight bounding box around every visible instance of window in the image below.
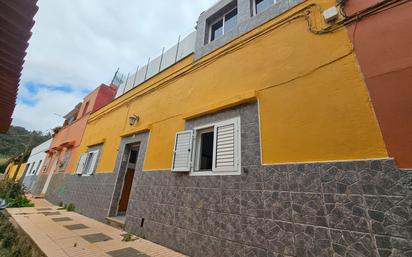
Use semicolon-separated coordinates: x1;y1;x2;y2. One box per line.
194;128;214;171
42;156;51;173
172;117;241;175
82;101;89;117
34;160;42;175
75;149;100;176
209;8;238;42
58;149;71;172
253;0;277;15
23;164;30;176
29;162;36;175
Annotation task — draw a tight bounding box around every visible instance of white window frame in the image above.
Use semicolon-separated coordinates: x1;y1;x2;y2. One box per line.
75;153;88;175
193;127;214;172
191;117;241;176
82;150;100;176
30;162;36;175
209;7;238;43
34;160;42;175
171;130;194;172
252;0;277;16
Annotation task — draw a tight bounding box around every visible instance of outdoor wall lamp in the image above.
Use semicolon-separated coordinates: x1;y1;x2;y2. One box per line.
128;114;140;126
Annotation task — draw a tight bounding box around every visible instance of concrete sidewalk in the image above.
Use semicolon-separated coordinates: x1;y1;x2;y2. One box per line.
7;198;186;257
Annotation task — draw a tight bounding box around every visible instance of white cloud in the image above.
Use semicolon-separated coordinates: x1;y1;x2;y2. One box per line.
13;88;85;132
13;0;217;131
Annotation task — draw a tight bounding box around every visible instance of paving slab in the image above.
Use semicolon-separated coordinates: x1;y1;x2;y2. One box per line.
7;198;187;257
52;217;73;222
107;247;150;257
82;233;113;243
64;224;89;230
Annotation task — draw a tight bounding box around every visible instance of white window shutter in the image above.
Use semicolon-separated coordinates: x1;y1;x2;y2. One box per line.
85;150;99;175
75;153;87;175
213;117;240;172
172;130;193;172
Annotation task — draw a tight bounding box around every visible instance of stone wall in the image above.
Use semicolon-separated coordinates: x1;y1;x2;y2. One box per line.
126;159;411;257
45;173;115;222
22;175;37;192
30;174;48;196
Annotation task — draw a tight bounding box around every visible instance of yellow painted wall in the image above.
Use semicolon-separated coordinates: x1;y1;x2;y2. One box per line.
74;0;387;173
6;163;26;181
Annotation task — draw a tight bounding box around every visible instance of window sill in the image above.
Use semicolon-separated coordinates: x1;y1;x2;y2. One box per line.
190;170;240;176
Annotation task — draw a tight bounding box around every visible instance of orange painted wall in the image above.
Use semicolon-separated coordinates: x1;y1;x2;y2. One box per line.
42;84;116;175
346;1;412;168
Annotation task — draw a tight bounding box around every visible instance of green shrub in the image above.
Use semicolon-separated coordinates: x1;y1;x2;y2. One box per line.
0;212;41;257
66;203;75;212
0;179;33;208
7;197;34;208
58;201;63;207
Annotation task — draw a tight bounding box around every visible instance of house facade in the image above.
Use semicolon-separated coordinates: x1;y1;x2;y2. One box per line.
21;138;53;191
30;84;117;196
5;163;26;181
35;0;411;256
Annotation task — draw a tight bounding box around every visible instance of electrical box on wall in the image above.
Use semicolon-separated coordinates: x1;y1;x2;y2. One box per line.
323;6;339;23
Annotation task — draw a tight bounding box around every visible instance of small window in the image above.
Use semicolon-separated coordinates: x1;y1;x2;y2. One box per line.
23;164;30;176
211;20;223;42
209;8;238;42
75;148;100;176
58;149;71;172
254;0;276;15
42;156;51;173
195;128;214;171
34;160;42;175
29;162;36;175
82;101;90;117
172;117;241;175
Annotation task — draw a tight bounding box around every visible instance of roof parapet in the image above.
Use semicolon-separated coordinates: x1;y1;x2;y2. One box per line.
114;31;197;99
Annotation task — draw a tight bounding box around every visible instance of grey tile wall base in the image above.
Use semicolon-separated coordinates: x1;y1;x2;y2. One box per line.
44;172;115;222
29;174;48;196
124;159;411;257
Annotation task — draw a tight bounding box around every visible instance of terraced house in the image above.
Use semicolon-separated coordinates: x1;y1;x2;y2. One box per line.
32;0;411;256
29;84;117;196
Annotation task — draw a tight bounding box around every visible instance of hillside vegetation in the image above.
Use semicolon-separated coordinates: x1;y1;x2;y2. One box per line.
0;126;51;173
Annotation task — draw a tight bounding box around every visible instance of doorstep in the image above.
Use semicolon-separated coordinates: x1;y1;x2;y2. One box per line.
7;199;187;257
106;216;125;230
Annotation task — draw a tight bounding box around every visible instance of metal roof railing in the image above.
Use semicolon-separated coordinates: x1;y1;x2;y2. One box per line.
115;31;197;98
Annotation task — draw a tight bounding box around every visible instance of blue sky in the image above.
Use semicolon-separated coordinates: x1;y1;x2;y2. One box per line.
19;82;80;107
13;0;217;132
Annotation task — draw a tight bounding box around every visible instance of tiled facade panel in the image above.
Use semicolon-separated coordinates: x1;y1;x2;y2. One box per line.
30;174;48;196
42;102;412;256
126;160;411;257
45;173;115;222
22;175;37;192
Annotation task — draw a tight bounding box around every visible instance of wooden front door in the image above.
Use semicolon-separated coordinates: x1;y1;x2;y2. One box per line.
118;168;135;214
